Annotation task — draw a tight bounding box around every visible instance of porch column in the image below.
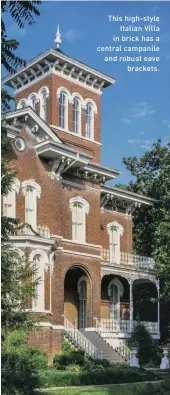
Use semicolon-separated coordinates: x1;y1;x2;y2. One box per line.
157;280;160;334
129;279;133;332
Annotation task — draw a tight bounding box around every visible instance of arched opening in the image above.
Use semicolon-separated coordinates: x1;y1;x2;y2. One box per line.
64;266;90;330
133;280;157;322
101;275;129;322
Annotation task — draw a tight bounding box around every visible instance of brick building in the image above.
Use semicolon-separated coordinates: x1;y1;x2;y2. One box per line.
2;27;160;363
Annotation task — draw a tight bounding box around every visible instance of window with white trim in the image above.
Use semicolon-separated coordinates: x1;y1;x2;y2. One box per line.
18;99;27;109
108;279;124;321
3;178;20;218
59;91;67;129
29;94;37;110
22;180;41;230
69;197;90;243
39;88;48;122
107;222;124;264
32;251;49;312
86;102;93;139
73;97;81;134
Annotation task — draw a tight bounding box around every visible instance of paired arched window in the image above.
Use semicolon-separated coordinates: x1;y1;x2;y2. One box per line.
86;102;93;139
28;94;37;110
69;197;90;243
107;222;124;264
73;97;81;134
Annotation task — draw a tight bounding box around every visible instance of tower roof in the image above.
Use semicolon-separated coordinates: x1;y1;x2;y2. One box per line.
2;26;116;94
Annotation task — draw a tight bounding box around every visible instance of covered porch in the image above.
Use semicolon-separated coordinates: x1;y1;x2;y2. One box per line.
99;272;160;338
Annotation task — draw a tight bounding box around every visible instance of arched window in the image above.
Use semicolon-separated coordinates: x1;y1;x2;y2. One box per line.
39;87;49;122
73;97;81;134
108;279;124;321
22;180;41;231
69;197;90;243
28;93;38;111
78;277;87;329
17;99;27;109
3;178;20;218
107;222;124;264
59;91;67;129
31;251;49;312
86;102;93;139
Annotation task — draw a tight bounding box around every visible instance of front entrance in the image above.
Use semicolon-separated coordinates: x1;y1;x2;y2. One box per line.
64;267;88;330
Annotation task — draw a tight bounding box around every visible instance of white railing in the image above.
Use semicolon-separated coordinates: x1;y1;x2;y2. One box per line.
101;249;155;271
115;343;132;361
18;224;50;238
95;318;131;361
95;319;158;334
63;316;103;360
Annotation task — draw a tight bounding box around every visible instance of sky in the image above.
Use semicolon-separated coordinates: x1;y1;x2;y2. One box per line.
2;1;170;185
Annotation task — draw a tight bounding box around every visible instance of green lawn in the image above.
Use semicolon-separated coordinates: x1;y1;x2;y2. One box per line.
40;382;158;395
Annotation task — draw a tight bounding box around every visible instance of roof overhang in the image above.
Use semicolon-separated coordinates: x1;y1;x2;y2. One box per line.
101;185;155;214
4;107;61;144
2;48;116;94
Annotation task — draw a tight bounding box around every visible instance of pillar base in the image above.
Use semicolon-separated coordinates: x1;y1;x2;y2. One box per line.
28;326;62;364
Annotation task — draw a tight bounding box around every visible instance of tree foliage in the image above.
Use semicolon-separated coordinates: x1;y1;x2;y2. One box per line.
1;1;41;73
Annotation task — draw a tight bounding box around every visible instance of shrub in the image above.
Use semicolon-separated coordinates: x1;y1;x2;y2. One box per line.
29;348;48;370
38;365;157;388
53;350;85;370
62;337;73;353
65;364;81;372
1;330;40;395
137;380;170;395
128;322;153;365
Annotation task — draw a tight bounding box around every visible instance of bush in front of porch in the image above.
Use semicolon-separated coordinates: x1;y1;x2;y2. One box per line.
128;321;161;366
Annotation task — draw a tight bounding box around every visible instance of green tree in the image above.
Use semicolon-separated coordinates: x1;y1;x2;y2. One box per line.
123;139;170;338
1;1;41;73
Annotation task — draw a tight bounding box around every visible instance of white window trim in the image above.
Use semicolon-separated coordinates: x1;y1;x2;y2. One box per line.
27;92;39;110
3;178;20;218
57;87;71;131
22;180;41;230
17;99;27;109
29;249;49;313
107;221;124;264
108;278;124;322
84;99;97;141
69;196;90;243
38;86;49;121
72;96;81;136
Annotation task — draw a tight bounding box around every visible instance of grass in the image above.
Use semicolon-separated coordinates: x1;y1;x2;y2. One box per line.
39;381;159;395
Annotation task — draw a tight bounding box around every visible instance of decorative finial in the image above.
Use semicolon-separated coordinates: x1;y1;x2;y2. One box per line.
54;25;62;49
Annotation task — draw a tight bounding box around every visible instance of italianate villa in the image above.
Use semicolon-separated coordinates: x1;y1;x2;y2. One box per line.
2;27;160;363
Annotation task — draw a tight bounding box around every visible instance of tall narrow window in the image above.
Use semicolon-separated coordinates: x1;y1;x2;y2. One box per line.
86;103;93;139
108;279;124;322
39;88;48;122
22;180;41;231
78;278;87;329
73;97;80;134
17;99;27;109
107;222;124;264
69;197;90;243
59;91;67;129
31;251;49;312
3;178;20;218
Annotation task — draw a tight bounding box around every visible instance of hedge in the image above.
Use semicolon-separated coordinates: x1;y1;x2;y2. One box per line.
38;365;158;388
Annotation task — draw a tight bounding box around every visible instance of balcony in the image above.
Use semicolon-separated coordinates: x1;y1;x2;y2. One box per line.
17;225;50;238
95;319;159;334
101;249;155;271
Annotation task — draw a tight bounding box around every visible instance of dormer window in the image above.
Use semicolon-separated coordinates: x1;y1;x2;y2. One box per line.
73;97;81;135
59;91;68;129
107;222;124;264
69;197;90;243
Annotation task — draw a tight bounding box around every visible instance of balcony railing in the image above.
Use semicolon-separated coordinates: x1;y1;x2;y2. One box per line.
101;249;155;270
95;319;158;334
17;225;50;238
